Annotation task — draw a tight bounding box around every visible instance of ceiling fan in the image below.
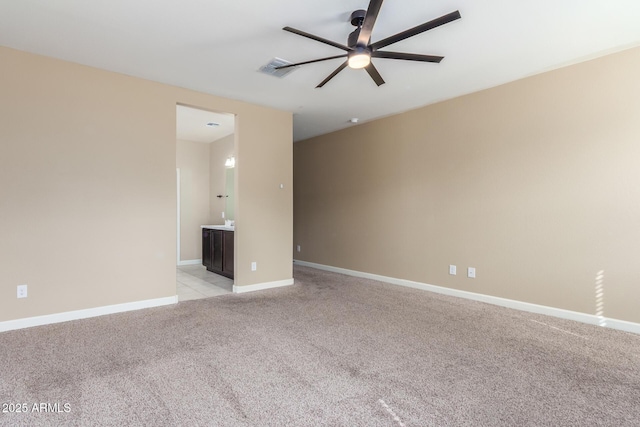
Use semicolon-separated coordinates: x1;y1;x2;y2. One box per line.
276;0;461;88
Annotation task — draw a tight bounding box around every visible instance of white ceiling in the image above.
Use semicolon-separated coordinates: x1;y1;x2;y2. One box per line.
2;1;640;142
176;105;234;143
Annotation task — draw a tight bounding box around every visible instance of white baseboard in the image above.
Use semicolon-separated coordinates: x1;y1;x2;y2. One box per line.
178;259;202;266
233;278;294;294
293;260;640;335
0;295;178;333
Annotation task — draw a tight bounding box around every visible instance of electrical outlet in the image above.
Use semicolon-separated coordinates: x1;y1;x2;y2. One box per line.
251;262;257;271
449;265;457;275
296;245;301;252
17;284;28;298
221;211;225;219
468;267;476;278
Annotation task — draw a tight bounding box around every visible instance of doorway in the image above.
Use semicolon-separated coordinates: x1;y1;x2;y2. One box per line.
175;104;236;301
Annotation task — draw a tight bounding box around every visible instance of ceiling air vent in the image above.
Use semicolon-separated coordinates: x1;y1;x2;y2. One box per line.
258;57;298;78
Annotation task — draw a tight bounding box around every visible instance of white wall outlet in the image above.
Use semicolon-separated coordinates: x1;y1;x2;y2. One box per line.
449;265;457;275
251;262;257;271
296;245;301;252
468;267;476;278
221;211;225;219
17;284;28;298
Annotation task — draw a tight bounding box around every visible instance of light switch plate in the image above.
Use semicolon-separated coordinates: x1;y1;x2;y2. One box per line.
449;265;456;275
468;267;476;278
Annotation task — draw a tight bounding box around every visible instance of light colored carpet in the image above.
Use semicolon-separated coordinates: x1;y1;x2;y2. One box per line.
1;265;639;426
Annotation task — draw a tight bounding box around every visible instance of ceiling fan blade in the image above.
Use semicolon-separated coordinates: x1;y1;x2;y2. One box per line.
357;0;385;46
370;10;461;50
283;27;351;52
365;62;385;86
372;51;444;63
275;54;348;70
316;61;349;88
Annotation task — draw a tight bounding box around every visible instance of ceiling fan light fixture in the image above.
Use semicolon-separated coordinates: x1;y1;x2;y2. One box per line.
280;1;461;87
348;51;371;69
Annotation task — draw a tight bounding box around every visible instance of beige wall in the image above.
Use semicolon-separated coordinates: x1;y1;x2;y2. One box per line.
236;115;293;285
294;46;640;324
209;133;234;223
0;46;292;323
176;139;211;261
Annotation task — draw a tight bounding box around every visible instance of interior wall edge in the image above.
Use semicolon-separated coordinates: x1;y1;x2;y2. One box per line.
293;260;640;336
177;259;202;266
232;278;295;294
0;296;178;334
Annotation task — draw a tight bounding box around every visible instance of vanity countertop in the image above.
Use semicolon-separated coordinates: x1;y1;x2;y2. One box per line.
201;225;235;231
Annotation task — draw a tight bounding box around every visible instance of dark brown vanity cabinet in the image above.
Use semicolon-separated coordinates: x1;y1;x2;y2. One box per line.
223;231;234;275
202;228;213;270
202;228;234;279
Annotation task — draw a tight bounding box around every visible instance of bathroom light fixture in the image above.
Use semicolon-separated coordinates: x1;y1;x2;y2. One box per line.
225;156;236;168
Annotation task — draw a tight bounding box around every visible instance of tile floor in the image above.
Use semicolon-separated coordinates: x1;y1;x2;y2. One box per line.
176;264;233;301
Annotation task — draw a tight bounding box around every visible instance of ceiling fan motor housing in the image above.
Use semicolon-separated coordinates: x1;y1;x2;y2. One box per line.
349;10;367;47
350;9;366;26
348;29;360;48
